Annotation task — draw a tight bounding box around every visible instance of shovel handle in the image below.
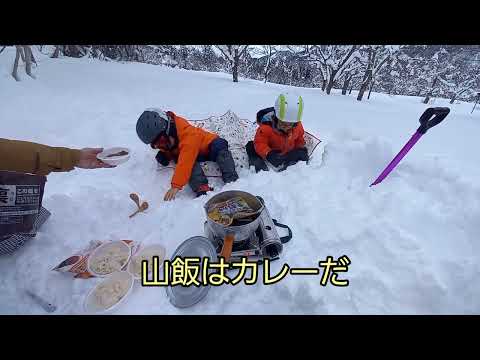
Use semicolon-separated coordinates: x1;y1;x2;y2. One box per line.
417;107;450;134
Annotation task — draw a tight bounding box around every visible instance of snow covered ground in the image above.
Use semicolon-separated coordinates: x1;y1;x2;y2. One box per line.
1;47;480;314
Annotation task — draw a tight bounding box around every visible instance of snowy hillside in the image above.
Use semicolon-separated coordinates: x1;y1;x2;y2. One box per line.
1;48;480;314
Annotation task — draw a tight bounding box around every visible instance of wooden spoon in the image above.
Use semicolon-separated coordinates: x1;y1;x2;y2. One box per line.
129;193;141;209
129;201;149;218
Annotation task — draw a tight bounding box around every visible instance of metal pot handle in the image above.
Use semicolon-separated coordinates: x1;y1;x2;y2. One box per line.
272;219;292;244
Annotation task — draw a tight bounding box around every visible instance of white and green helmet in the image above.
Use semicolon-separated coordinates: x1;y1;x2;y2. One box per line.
274;93;304;123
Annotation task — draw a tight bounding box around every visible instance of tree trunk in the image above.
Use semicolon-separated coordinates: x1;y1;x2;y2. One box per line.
264;47;271;83
30;48;37;65
357;49;375;102
0;46;6;54
357;74;371;101
232;60;239;82
471;95;479;114
232;50;239;82
325;79;334;94
125;46;133;60
451;89;468;104
76;45;85;57
357;83;367;101
65;45;84;58
357;64;371;101
12;46;21;81
342;76;351;95
19;46;26;62
51;46;61;58
349;85;354;95
263;61;270;83
23;46;34;78
423;77;438;104
321;79;327;91
325;70;337;95
367;78;375;99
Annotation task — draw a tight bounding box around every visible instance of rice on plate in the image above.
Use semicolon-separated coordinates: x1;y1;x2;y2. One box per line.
84;271;134;313
87;241;131;277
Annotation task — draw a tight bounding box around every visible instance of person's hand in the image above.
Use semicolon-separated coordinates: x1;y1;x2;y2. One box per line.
155;151;170;166
76;148;115;169
266;150;286;168
164;187;180;201
285;147;309;163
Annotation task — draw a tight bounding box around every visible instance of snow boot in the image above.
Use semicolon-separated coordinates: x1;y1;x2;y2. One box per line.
195;184;213;198
189;162;209;194
216;149;239;183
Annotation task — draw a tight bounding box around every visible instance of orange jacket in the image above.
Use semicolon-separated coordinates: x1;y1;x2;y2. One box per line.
160;112;218;189
254;122;306;159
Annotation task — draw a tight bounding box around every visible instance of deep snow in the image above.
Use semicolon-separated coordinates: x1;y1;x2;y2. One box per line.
1;47;480;314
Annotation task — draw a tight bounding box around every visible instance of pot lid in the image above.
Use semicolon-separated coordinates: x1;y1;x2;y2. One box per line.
165;236;217;308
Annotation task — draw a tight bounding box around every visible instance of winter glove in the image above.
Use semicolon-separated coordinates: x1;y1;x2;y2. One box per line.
252;157;269;173
155;151;170;166
266;150;287;168
285;147;309;163
276;148;309;172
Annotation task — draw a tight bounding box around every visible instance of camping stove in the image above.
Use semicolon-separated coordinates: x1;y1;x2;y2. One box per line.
204;204;284;262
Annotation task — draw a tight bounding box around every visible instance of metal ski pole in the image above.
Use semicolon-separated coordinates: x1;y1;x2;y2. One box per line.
370;107;450;187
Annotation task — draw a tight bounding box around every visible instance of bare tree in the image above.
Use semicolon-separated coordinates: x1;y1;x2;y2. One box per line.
63;45;86;58
441;51;480;104
11;45;35;81
23;46;34;78
12;46;21;81
356;46;396;101
446;76;477;104
472;92;479;114
339;57;362;95
413;48;453;104
341;73;354;95
51;45;62;58
215;45;250;82
286;46;327;90
367;80;374;99
253;45;277;83
308;45;360;94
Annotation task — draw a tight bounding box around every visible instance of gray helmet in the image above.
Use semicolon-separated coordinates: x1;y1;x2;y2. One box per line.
136;108;171;144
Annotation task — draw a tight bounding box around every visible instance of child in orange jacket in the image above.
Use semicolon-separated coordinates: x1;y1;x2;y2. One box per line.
246;93;309;172
136;109;238;200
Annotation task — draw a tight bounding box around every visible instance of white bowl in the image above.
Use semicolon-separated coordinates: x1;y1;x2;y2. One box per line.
84;271;134;314
87;241;132;277
97;147;131;166
127;244;166;281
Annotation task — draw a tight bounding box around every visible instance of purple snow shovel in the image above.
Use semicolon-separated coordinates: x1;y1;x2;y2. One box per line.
370;107;450;187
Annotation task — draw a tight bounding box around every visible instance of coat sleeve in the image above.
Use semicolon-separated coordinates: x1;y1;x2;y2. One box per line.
170;141;200;190
253;126;273;159
294;124;306;148
0;138;81;176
